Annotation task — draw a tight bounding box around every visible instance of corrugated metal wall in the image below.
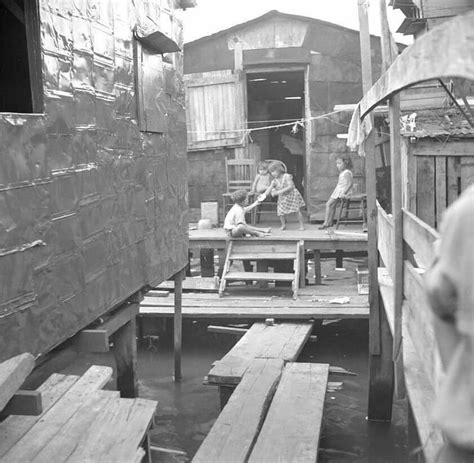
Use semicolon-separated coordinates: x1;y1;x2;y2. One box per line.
0;0;188;361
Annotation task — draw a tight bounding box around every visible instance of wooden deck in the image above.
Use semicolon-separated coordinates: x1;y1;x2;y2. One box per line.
189;224;367;252
140;284;369;320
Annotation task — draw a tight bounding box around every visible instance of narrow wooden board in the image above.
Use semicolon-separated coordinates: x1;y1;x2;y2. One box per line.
0;353;35;412
158;278;218;292
403;327;444;462
378;268;395;336
0;374;79;457
193;358;284;463
248;363;329;463
140;306;368;319
207;322;313;385
230;252;297;260
1;366;113;461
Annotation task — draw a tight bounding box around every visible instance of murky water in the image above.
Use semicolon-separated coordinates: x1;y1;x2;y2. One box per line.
137;319;408;463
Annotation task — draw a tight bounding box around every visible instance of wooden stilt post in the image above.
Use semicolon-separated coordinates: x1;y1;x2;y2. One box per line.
358;0;394;421
112;306;138;398
173;268;185;382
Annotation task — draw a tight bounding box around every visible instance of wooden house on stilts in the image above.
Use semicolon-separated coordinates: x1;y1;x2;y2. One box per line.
183;10;401;222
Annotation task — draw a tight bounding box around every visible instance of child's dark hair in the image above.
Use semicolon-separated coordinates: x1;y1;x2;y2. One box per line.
257;161;269;170
230;189;248;204
337;154;353;170
268;161;285;175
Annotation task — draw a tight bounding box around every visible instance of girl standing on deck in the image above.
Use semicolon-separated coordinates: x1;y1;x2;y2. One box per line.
260;161;305;231
319;154;353;229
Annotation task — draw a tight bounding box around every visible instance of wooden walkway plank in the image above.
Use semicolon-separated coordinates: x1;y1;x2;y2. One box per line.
208;322;313;385
248;363;329;463
0;373;79;457
1;366;113;462
193;358;284;463
0;353;35;412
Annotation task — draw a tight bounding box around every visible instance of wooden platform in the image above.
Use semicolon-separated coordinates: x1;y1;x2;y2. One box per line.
207;322;314;386
0;365;157;462
189;224;368;251
140;284;369;320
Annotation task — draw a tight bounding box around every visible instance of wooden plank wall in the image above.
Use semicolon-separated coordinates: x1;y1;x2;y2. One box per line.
408;138;474;228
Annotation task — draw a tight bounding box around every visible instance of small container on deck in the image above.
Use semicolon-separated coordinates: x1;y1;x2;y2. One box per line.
357;266;369;295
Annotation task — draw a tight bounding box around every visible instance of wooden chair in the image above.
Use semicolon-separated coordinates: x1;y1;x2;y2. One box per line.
254;159;287;224
335;193;367;229
222;158;256;223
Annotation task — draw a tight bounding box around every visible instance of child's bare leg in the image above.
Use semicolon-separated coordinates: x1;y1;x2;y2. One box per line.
245;224;272;234
327;199;339;225
297;209;305;230
278;215;286;231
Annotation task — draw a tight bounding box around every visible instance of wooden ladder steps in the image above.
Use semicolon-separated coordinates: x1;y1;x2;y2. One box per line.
224;271;295;282
229;252;296;260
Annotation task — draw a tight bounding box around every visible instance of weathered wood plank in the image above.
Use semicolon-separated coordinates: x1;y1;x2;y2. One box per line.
403;263;440;387
157;278;217;292
0;353;35;412
402;209;440;270
403;320;444;462
113;318;138;398
208;322;313;385
1;366;113;461
377;202;394;276
75;303;140;353
33;396;157;463
412;139;474;156
0;374;79;457
446;157;460;207
193;358;284;463
140;305;369;319
224;271;295;282
416;156;436;228
435;157;447;227
248;363;329;463
378;268;394;336
460;156;474;191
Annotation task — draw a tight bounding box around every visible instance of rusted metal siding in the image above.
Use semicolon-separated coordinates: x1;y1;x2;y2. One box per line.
0;0;188;362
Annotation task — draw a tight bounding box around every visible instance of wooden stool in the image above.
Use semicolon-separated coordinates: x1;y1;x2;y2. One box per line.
335;194;367;229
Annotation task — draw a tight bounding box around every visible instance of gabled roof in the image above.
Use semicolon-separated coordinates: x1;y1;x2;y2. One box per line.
185;9;385;47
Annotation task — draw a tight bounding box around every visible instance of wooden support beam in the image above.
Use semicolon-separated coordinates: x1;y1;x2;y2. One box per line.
112;315;138;398
313;249;321;284
207;326;248;336
174;268;185;382
75;302;140;353
0;390;42;417
0;353;35;413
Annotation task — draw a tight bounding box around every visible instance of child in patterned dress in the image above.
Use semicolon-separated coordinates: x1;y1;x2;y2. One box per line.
319;154;353;229
260;161;305;231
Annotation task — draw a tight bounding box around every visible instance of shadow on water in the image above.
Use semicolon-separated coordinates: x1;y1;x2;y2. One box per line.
137;318;408;463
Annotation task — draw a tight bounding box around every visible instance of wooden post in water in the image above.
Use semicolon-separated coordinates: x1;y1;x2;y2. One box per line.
174;268;185;382
113;305;138;398
358;0;394;421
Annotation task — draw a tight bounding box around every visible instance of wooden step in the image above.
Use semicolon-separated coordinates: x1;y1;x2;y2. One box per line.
230;252;296;260
223;271;294;282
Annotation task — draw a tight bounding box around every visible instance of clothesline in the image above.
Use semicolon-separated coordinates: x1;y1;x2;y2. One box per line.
186;109;346;134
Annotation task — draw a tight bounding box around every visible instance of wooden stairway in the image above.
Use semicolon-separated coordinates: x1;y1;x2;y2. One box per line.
218;239;303;299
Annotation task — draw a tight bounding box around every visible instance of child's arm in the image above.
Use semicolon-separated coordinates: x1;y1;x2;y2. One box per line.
243;196;265;212
250;174;260;194
259;180;275;199
272;174;293;197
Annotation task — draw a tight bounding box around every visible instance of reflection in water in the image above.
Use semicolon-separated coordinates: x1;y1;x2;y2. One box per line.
137;319;408;462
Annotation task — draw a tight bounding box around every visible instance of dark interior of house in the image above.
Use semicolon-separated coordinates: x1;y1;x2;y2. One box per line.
246;70;305;194
0;0;33;113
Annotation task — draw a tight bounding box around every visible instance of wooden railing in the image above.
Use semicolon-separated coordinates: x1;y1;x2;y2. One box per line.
377;202;444;460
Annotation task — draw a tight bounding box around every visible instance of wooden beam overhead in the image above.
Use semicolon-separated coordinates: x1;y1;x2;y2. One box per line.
360;11;474;118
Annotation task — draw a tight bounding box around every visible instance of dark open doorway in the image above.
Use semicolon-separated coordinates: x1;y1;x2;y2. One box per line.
246;70;305;195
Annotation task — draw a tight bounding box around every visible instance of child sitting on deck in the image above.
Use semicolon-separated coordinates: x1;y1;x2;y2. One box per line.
319;154;354;229
223;189;271;238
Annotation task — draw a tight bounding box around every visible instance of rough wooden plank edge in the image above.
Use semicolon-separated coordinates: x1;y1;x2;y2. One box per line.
0;353;35;412
0;390;42;417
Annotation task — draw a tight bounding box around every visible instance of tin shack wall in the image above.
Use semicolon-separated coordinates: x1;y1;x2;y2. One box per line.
0;0;188;362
